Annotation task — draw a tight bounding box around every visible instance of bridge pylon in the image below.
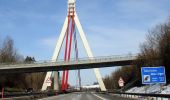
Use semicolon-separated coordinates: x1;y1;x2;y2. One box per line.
41;0;106;92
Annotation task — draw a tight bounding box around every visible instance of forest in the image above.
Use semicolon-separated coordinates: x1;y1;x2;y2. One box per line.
103;18;170;91
0;36;45;91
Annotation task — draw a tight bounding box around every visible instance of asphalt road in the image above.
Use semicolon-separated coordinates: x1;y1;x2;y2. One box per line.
38;92;133;100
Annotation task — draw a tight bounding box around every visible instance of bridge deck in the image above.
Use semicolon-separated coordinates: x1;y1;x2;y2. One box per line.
0;55;136;73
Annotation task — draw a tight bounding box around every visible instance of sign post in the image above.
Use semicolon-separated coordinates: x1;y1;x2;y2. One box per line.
2;82;4;100
141;66;166;93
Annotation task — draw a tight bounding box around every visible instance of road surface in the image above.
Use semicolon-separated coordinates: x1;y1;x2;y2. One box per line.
38;92;133;100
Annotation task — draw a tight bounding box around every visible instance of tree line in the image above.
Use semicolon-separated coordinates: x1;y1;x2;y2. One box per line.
0;36;45;91
103;17;170;90
0;17;169;92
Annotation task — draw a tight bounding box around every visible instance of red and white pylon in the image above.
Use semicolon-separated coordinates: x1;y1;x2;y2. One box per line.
41;0;106;91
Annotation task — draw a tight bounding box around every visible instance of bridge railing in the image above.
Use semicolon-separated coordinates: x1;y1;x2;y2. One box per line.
0;54;137;67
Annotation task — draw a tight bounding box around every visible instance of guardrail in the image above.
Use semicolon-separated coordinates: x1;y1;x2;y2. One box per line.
112;92;170;100
1;91;59;100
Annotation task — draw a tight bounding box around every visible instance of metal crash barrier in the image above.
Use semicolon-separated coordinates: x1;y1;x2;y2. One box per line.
113;92;170;100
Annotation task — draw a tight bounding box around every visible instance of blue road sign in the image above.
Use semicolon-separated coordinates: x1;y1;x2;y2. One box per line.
141;66;166;84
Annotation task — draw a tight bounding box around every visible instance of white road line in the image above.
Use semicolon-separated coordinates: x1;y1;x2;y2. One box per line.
93;94;107;100
73;93;82;100
37;94;67;100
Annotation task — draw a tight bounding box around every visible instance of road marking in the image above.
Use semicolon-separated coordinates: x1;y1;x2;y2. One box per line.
93;94;107;100
37;94;67;100
73;93;82;100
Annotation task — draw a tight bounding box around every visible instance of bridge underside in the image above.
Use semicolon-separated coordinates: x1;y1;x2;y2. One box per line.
0;60;134;74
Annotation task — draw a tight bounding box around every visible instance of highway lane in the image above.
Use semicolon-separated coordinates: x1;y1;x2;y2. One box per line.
38;92;133;100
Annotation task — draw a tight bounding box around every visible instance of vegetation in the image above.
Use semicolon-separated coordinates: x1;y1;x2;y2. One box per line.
103;18;170;90
0;36;24;91
23;56;46;91
0;17;170;92
0;36;45;91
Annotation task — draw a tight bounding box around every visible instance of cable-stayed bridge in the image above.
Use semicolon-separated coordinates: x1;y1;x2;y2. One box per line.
0;55;136;73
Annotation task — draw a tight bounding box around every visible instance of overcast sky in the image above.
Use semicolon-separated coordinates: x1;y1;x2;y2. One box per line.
0;0;170;86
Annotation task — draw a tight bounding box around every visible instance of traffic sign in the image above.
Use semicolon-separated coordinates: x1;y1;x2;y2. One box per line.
141;66;166;84
118;77;124;87
46;77;52;84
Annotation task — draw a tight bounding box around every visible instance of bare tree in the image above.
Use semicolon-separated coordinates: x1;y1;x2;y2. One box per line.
103;17;170;90
0;36;24;90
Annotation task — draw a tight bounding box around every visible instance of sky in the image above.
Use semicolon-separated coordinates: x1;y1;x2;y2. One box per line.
0;0;170;86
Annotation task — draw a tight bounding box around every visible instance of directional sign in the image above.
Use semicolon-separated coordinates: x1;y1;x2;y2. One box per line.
141;66;166;84
118;77;124;87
